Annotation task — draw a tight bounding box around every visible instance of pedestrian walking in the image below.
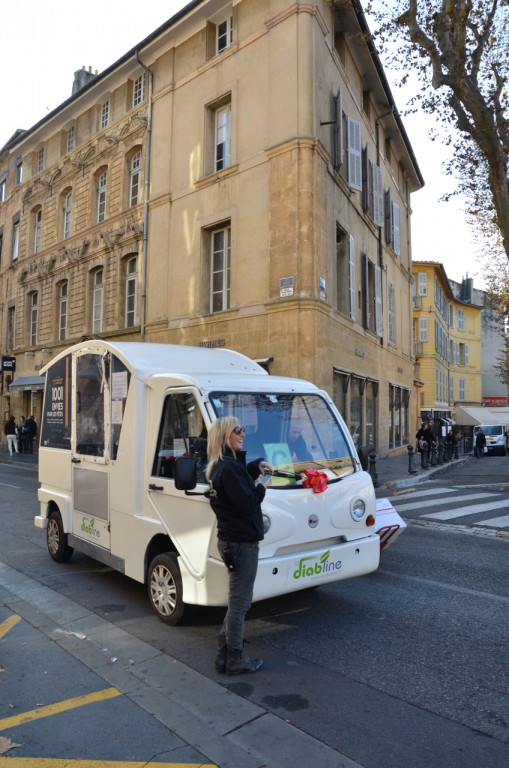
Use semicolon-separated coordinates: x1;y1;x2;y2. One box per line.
475;428;486;459
4;416;19;456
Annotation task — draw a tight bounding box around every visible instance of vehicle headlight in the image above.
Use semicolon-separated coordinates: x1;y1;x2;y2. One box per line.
350;498;366;521
262;514;271;534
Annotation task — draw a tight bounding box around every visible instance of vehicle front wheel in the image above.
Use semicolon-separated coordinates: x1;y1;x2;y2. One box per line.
47;510;74;563
147;553;186;625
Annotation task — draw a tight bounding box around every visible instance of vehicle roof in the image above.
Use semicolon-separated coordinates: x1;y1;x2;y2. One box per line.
40;341;320;393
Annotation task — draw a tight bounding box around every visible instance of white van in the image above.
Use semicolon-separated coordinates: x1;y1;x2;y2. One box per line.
35;341;385;624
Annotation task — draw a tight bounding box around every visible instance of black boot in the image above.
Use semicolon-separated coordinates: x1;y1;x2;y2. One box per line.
226;646;263;675
214;634;227;673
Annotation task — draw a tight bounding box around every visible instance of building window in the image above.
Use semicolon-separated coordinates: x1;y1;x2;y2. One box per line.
388;281;396;345
16;159;23;185
389;385;409;450
7;306;15;351
59;282;68;341
92;270;103;334
100;98;110;129
336;226;356;321
332;89;343;171
458;309;464;330
362;254;382;336
419;316;428;342
129;150;142;207
459;378;465;400
12;216;20;261
66;126;75;153
37;147;45;173
29;292;38;346
33;208;42;254
216;15;233;53
1;174;6;202
0;228;3;265
125;257;137;327
96;170;107;223
417;272;427;296
385;193;401;256
215;104;231;172
449;376;454;403
132;74;145;107
210;225;231;313
63;192;72;240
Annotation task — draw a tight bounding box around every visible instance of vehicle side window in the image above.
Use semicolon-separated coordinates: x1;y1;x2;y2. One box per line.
152;393;207;481
76;354;105;456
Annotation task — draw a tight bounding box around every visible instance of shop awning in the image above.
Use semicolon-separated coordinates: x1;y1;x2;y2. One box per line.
9;375;45;392
454;405;509;427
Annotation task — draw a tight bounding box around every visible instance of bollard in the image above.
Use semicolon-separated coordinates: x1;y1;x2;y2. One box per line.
454;442;459;459
368;451;379;487
444;443;451;461
430;440;438;466
437;442;444;464
420;442;429;469
407;444;418;474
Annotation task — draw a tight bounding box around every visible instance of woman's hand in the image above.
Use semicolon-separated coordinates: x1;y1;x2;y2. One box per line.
258;460;272;476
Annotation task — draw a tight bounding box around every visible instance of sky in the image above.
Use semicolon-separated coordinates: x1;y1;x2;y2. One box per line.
1;0;486;289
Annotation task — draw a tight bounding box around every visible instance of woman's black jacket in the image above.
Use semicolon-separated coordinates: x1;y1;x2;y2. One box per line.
209;448;265;543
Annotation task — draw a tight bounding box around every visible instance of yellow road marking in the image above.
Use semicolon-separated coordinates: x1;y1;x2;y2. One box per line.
0;761;216;767
0;688;121;732
0;614;21;640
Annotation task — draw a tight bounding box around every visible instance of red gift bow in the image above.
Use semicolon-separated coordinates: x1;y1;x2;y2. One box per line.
302;469;328;493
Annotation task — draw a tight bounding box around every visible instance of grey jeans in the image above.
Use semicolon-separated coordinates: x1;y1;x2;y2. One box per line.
218;540;259;651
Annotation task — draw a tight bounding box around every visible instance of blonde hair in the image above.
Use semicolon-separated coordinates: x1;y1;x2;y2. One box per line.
205;416;240;481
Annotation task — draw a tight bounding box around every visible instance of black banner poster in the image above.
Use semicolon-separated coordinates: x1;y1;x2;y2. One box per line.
40;355;72;449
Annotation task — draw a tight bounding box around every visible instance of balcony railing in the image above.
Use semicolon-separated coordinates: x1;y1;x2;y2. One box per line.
414;341;424;358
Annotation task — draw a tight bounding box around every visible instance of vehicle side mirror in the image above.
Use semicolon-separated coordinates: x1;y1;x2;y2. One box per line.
174;457;197;491
357;445;369;471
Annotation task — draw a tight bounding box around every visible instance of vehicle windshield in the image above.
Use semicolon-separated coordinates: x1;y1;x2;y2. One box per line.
209;391;356;486
479;426;503;436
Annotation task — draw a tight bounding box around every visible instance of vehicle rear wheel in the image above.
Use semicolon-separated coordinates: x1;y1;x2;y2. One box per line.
147;553;186;625
47;510;74;563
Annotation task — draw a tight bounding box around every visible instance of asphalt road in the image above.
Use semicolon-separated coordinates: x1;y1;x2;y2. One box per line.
0;463;508;768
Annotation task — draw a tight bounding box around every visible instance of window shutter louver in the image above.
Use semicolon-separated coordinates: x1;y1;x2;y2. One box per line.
333;89;343;170
348;235;356;321
372;164;384;227
347;116;362;190
375;264;382;337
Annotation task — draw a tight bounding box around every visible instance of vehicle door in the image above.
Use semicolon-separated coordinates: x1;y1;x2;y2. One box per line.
148;390;215;577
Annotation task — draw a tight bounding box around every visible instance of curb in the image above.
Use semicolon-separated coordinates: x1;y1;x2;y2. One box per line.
383;455;471;492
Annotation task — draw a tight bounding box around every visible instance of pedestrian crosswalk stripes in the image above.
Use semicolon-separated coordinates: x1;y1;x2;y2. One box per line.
476;514;509;528
388;487;509;530
393;492;498;513
422;498;509;520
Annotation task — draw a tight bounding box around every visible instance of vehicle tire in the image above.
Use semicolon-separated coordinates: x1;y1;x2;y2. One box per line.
47;509;74;563
147;553;186;625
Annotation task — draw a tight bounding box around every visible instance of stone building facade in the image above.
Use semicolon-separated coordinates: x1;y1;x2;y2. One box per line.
0;0;423;455
412;261;482;433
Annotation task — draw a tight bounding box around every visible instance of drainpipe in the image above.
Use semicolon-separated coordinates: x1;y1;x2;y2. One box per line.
135;50;153;341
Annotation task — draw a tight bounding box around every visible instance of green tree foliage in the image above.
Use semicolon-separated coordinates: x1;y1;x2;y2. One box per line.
366;0;509;261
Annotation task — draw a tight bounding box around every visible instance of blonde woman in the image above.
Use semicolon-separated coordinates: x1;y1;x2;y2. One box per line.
206;416;271;674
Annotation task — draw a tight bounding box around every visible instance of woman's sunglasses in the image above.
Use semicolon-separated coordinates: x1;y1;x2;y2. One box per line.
232;426;246;435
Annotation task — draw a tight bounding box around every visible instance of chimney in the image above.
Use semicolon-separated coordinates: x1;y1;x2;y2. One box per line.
72;65;97;95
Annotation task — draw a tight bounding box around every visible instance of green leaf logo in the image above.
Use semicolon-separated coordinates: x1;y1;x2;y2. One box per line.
320;550;330;564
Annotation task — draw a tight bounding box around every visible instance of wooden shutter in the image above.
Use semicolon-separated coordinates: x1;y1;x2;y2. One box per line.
375;264;382;337
347;117;362;190
348;235;356;321
372;164;384;227
332;89;343;170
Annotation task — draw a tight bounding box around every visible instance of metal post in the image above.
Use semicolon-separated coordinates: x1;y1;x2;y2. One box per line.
437;442;444;464
430;440;438;466
421;443;429;469
368;451;379;487
407;444;418;474
454;441;459;459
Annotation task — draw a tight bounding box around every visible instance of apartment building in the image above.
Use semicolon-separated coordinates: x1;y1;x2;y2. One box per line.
0;0;423;454
412;261;482;432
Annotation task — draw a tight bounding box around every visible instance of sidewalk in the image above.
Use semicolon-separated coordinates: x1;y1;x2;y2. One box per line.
0;448;38;470
372;448;471;496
